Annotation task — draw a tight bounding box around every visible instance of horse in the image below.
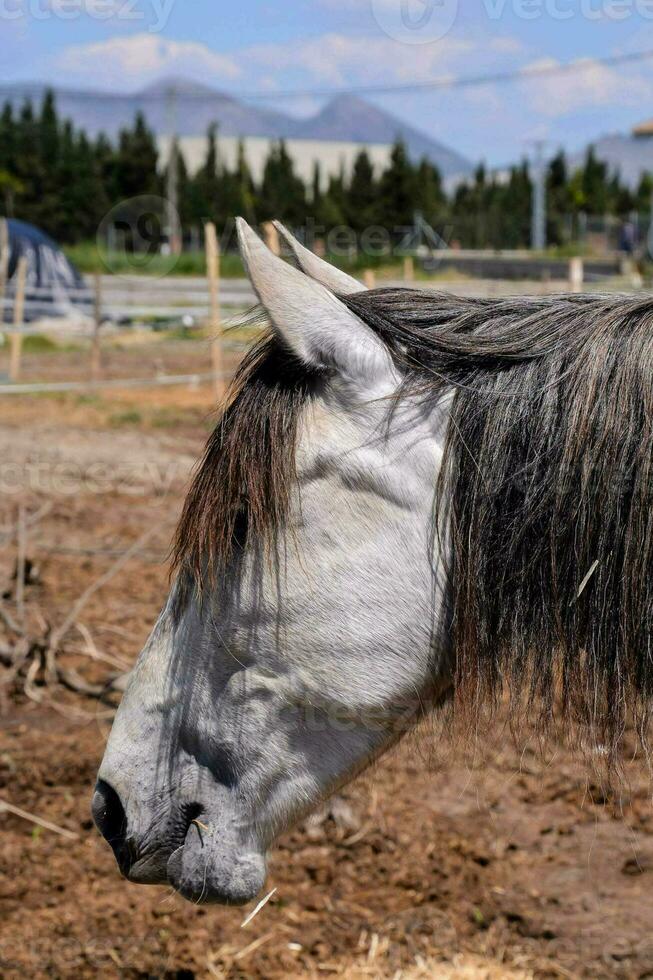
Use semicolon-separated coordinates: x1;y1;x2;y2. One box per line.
92;218;653;905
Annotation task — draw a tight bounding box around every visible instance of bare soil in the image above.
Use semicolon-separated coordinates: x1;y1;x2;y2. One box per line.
2;344;653;980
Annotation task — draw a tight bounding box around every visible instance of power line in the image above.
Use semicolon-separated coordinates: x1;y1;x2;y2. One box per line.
232;47;653;101
4;48;653;104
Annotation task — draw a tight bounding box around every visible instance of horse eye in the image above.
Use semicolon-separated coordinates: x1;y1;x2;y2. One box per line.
232;510;248;550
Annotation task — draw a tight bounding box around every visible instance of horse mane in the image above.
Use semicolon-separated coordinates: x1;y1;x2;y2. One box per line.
173;288;653;754
171;333;318;605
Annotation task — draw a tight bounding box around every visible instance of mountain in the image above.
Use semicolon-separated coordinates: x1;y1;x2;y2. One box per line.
0;80;298;141
570;131;653;189
0;79;474;178
293;94;472;177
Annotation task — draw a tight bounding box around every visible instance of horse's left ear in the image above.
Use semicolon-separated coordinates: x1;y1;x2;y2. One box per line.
272;220;367;295
236;218;392;383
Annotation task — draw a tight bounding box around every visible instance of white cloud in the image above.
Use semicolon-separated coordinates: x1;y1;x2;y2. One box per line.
245;31;475;87
489;35;524;54
53;29;478;92
519;56;653;116
55;34;242;88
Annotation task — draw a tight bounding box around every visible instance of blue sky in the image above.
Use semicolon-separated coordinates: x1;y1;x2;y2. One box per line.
2;0;653;165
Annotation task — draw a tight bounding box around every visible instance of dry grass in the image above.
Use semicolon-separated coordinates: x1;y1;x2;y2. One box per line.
393;954;534;979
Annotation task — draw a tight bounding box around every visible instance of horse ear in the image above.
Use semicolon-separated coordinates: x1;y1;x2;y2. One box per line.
236;218;392;382
272;221;367;296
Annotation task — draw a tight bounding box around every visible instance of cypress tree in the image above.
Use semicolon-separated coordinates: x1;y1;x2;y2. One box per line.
0;103;17;190
74;131;110;241
194;123;221;226
13;101;45;226
581;147;610;215
413;158;445;227
56;120;79;240
114;112;159;200
346;149;377;233
378;139;415;241
234;139;256;223
36;90;62;232
319;171;347;228
39;90;60;167
260;140;306;225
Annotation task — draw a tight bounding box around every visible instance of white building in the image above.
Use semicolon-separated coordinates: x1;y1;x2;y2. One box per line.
158;135;394;188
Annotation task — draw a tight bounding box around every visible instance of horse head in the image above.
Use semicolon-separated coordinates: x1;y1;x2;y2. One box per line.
92;220;449;905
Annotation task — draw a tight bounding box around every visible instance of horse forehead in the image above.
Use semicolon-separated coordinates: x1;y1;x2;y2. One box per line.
292;394;443;518
302;396;381;448
300;388;445;463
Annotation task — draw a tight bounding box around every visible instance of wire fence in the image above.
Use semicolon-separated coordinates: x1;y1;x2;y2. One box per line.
0;223;242;392
0;277;255;330
0;238;643;395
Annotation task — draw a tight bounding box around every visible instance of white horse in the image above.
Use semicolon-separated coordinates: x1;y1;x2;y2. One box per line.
93;219;653;904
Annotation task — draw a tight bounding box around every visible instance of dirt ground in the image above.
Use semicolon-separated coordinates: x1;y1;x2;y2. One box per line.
2;343;653;980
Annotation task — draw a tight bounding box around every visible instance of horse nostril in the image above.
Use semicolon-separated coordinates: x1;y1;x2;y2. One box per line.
92;780;133;876
92;779;126;842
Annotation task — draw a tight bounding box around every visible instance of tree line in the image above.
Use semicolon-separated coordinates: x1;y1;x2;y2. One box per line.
1;90;652;252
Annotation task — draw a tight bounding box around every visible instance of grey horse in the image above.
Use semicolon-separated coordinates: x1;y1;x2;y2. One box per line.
94;218;653;904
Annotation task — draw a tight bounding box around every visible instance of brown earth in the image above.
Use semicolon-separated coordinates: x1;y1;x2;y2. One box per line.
1;344;653;980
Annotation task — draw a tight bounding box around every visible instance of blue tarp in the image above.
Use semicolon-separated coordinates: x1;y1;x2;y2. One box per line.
4;219;91;322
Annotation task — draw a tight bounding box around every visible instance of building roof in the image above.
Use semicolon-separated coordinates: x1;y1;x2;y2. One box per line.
633;119;653;138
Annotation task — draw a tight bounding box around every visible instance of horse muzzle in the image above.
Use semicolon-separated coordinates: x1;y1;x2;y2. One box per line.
91;778;266;905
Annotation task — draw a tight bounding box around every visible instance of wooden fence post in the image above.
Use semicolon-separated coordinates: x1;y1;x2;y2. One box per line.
90;272;103;384
403;256;414;282
204;222;224;401
9;256;27;383
569;256;584;293
262;221;280;256
363;269;376;289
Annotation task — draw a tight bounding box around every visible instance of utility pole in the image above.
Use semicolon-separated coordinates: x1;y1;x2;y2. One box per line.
0;217;9;310
166;84;182;256
530;140;547;252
